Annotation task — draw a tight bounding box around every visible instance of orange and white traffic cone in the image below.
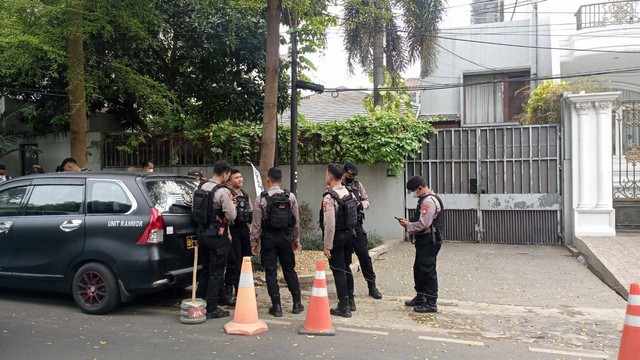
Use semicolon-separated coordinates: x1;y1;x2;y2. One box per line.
224;257;268;335
299;261;335;336
618;283;640;360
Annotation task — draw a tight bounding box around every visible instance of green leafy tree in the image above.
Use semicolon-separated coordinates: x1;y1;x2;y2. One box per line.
343;0;445;107
1;0;332;177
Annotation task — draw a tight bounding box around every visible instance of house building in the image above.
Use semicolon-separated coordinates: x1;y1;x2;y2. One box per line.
415;0;640;235
418;14;552;126
559;0;640;229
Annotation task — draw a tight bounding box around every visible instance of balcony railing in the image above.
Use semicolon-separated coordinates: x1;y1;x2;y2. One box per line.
576;0;640;30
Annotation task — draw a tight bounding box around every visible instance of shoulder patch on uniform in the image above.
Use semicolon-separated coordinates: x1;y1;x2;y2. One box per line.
421;202;430;214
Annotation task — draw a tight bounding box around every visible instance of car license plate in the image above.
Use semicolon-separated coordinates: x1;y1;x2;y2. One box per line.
186;235;198;249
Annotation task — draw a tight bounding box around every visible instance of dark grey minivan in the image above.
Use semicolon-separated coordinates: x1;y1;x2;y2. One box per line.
0;172;199;314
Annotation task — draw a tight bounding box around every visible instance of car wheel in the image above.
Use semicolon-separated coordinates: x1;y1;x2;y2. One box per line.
72;262;120;315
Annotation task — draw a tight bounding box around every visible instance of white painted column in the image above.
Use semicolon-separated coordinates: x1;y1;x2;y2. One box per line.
575;101;596;208
564;92;619;237
595;101;614;209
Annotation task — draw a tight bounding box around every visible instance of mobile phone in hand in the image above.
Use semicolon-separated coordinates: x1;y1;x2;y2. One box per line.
394;216;402;221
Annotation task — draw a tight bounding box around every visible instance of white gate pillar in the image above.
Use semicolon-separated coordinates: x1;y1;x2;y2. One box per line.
595;101;615;209
565;92;619;237
575;101;596;208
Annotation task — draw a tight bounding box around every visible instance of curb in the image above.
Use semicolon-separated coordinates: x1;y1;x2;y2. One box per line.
573;236;629;300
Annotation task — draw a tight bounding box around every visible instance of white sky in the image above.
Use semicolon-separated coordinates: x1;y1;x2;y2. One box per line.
303;0;586;88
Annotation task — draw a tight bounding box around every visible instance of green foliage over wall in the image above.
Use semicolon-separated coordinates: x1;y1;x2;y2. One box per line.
518;78;612;125
108;110;433;175
190;110;433;175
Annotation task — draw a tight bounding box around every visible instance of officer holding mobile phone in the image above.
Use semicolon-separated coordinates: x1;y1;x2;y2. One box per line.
397;176;443;314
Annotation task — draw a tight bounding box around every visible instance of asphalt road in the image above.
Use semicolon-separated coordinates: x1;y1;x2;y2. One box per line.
0;289;614;360
0;241;624;359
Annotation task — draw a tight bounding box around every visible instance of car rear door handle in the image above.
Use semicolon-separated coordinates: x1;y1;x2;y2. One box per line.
0;221;13;234
60;219;83;232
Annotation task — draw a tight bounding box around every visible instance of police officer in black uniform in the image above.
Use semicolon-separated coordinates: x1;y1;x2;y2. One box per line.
196;160;237;319
250;167;303;317
342;163;382;302
322;163;356;318
397;176;443;313
224;168;253;305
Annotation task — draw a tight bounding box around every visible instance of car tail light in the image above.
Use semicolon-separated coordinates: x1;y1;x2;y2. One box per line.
137;208;164;244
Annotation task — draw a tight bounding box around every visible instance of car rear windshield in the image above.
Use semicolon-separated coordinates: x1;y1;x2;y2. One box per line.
145;179;198;214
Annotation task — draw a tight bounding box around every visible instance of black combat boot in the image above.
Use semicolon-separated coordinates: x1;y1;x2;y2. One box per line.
291;292;304;314
219;286;235;306
206;305;230;319
414;297;437;313
225;285;237;306
268;295;283;317
330;297;352;318
368;284;382;299
404;294;427;307
348;293;356;312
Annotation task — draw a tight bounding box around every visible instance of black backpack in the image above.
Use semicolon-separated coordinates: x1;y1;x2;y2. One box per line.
320;190;358;231
192;182;226;225
262;190;294;230
234;190;253;225
344;179;365;222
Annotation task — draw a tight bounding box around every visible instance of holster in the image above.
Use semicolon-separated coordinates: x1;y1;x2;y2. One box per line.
203;221;223;237
430;227;443;245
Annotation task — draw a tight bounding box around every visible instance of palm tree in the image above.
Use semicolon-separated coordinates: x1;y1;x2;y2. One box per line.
342;0;446;107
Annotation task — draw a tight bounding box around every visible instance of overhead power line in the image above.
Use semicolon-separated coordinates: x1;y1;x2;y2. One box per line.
322;66;640;93
432;33;640;54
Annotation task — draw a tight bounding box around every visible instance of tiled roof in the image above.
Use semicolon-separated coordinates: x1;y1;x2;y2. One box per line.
279;91;370;125
279;89;419;125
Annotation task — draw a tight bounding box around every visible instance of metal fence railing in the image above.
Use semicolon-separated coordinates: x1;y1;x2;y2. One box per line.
575;0;640;30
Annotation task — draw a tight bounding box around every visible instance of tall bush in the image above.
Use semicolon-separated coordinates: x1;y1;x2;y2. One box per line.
518;78;611;125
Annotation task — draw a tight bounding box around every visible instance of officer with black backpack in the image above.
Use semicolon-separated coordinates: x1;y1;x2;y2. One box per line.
250;167;303;317
321;163;359;318
342;163;382;301
193;160;237;319
224;168;253;305
397;176;444;314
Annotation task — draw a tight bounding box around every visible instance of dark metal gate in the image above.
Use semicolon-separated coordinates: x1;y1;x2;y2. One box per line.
613;101;640;230
405;125;563;245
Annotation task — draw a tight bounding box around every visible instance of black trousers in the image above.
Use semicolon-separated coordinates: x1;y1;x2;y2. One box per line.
226;225;251;287
329;230;355;301
260;231;300;298
413;234;442;300
196;231;229;310
353;222;376;288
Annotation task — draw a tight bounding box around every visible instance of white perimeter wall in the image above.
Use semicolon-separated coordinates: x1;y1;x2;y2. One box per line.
144;163;406;241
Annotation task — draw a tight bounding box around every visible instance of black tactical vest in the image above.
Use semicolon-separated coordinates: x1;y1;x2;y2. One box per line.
413;194;444;233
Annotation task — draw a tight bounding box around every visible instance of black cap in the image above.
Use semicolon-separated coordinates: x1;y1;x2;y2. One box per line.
188;168;203;177
0;163;5;170
344;162;358;176
406;175;426;191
